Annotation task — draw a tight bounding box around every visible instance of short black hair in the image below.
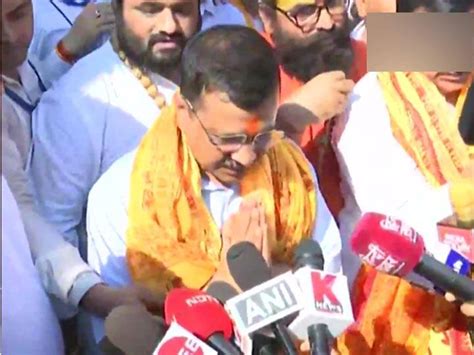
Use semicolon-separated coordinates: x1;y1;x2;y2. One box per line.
180;25;280;111
397;0;448;12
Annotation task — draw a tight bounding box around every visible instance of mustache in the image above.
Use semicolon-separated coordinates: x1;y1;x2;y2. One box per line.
221;158;245;172
147;33;186;49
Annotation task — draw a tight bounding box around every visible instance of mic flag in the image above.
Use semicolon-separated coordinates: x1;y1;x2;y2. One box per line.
350;212;425;276
225;271;304;335
153;322;218;355
164;288;234;341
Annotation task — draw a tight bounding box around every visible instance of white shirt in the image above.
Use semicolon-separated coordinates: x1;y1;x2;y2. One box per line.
333;72;454;286
1;176;64;355
2;91;101;314
350;19;365;41
29;41;178;254
26;0;111;97
86;148;343;341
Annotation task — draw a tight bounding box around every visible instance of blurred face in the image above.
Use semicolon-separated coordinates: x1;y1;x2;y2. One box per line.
425;72;471;97
1;0;33;76
260;0;353;82
116;0;200;73
177;90;280;186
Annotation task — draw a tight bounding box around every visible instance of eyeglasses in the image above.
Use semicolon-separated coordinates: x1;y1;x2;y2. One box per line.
183;97;284;154
259;0;337;33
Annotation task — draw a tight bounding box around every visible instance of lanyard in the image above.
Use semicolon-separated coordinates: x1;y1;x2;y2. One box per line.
4;87;36;114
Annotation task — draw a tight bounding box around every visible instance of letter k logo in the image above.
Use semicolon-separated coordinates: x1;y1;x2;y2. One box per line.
311;272;341;307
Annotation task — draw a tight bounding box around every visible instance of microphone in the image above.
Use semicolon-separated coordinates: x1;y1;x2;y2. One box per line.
164;287;242;354
207;282;285;355
154;321;219;355
458;80;473;145
431;243;471;294
351;212;474;301
288;240;354;355
225;241;303;355
103;304;168;355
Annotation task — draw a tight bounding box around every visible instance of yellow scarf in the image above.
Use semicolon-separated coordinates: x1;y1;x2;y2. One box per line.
126;102;317;294
228;0;255;28
336;73;473;355
379;72;472;186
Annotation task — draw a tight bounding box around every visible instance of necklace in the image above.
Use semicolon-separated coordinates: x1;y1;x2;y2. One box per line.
118;51;166;109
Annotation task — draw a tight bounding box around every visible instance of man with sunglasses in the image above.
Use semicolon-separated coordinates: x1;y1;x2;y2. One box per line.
257;0;366;224
85;25;343;345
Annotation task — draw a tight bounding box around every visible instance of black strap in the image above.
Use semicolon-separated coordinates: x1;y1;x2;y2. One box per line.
4;87;36;114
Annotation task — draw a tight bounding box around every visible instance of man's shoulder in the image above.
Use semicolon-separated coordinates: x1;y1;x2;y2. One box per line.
88;149;138;204
47;42;120;95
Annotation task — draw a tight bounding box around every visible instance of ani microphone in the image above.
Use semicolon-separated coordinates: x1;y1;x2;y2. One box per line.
351;212;474;301
225;242;303;355
288;240;354;355
207;281;284;355
164;287;242;354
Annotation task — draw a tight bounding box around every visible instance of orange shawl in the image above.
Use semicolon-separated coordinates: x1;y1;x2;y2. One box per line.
336;73;473;355
126;102;317;294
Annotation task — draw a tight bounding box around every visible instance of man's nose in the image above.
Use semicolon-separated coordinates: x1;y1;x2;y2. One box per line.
316;9;335;31
231;144;257;167
158;8;179;34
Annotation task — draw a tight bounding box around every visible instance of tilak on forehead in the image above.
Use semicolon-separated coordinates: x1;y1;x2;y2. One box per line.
245;117;265;135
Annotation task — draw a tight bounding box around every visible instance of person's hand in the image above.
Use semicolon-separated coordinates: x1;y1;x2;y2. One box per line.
61;2;115;59
299;340;340;354
279;71;354;132
221;195;270;263
80;283;164;318
445;292;474;317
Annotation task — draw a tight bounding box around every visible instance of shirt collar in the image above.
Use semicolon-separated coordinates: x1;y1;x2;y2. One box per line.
200;0;217;16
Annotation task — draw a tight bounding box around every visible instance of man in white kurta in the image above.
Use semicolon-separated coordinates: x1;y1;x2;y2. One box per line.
86;148;343;342
333;72;461;285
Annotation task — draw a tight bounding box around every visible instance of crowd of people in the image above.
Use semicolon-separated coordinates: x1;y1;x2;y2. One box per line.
1;0;473;354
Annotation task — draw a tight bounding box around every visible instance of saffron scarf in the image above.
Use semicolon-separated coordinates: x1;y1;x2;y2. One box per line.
126;102;317;294
336;73;473;355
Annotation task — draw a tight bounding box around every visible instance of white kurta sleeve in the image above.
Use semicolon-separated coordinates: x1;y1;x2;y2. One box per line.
2;119;101;309
335;73;453;250
28;85;107;251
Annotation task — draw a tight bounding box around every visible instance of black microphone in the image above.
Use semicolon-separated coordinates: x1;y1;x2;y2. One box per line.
103;304;168;355
226;242;299;355
293;240;330;355
459;80;474;145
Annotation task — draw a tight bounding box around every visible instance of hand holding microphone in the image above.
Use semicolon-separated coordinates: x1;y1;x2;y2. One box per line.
350;212;474;301
445;293;474;317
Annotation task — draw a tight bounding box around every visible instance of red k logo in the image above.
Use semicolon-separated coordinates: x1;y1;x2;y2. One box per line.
311;272;341;308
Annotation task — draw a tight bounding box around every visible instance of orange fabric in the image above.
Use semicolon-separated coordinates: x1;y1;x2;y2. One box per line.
336;73;474;355
261;31;367;220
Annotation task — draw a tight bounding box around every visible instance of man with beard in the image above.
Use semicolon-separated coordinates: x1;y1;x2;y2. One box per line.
332;2;473;351
85;25;342;347
257;0;365;221
29;0;200;254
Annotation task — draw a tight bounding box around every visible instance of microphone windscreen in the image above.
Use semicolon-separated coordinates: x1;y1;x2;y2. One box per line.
207;281;239;303
350;212;425;276
164;288;234;340
226;241;271;291
293;239;324;270
104;304;167;355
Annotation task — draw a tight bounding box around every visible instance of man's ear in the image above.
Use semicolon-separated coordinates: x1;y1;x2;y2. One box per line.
258;2;277;35
174;93;187;110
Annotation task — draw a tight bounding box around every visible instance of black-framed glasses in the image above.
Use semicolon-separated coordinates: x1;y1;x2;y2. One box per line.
183;97;284;154
259;0;336;33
